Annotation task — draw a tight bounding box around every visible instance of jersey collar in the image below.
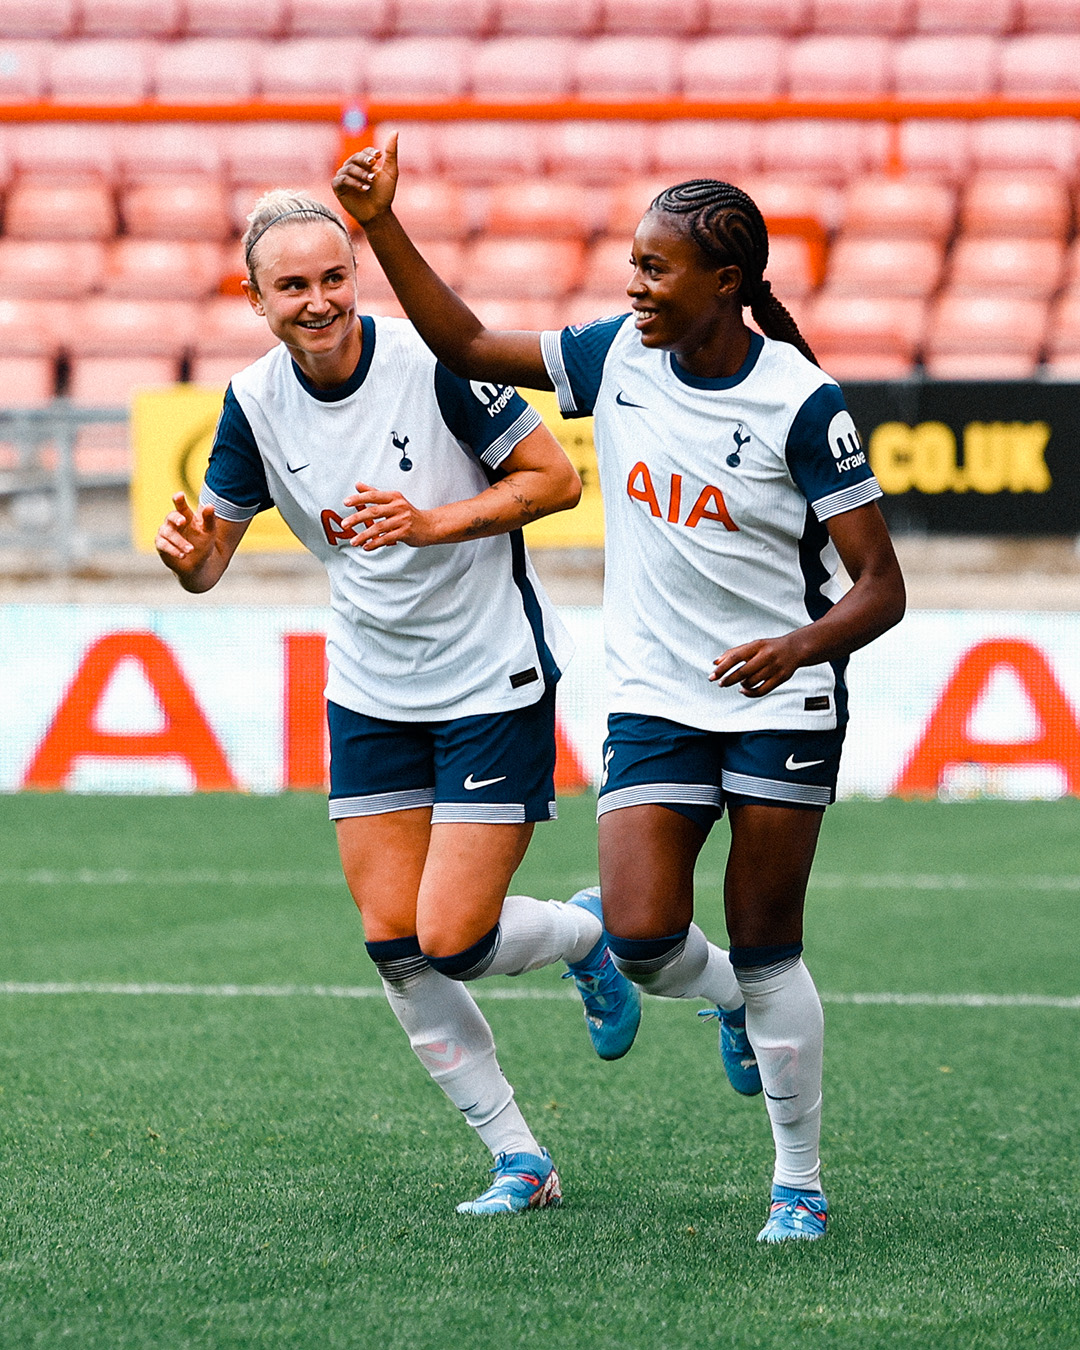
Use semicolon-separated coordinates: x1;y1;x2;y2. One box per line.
289;314;376;402
669;330;763;390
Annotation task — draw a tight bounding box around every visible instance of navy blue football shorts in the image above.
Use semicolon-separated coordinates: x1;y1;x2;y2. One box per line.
596;711;846;832
327;685;557;825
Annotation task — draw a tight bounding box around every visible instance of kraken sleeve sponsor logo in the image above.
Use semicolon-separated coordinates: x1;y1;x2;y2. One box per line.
869;420;1052;495
469;380;516;417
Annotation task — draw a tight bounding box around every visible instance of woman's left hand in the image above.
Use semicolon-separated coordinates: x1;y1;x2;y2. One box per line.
710;632;811;697
341;482;437;550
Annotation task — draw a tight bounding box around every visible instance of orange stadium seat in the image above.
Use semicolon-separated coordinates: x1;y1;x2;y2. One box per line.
826;236;943;297
373;123;443;176
547;120;653;183
960;170;1070;238
67;356;183;405
600;0;705;34
121;175;231;239
842;176;957;239
188;294;278;385
0;358;57;407
806;294;924;380
222;122;341;184
737;175;836;227
0;297;70;356
184;0;287;36
1019;0;1080;28
894;36;1000;97
763;234;819;298
491;0;600;35
79;0;180;36
761;121;879;180
810;0;911;33
256;37;371;100
114;123;222;177
0;240;106;297
367;38;473;99
469;37;577;98
582;235;633;297
1000;35;1080;95
8;123;116;175
653;121;761;182
460;237;586;298
391;177;471;239
286;0;393;37
1044;289;1080;377
484;178;595;237
701;0;809;35
457;296;563;330
393;0;494;36
4;176;116;240
0;40;49;100
101;239;228;299
914;0;1015;31
924;292;1047;379
787;36;894;98
679;37;787;99
606;175;678;234
896;121;972;179
572;37;681;98
151;39;259;102
971;119;1076;175
948;236;1065;299
433;122;547;182
66;298;199;357
46;39;154;103
0;0;76;38
1060;238;1080;290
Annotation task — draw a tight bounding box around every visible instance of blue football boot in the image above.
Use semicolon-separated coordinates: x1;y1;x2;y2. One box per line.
698;1004;763;1096
455;1149;562;1215
757;1184;828;1242
562;887;641;1061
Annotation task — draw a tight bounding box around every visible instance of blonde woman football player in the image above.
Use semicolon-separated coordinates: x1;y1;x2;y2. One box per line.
333;143;905;1242
156;192;641;1216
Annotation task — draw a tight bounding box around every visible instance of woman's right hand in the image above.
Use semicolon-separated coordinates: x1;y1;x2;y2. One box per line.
155;492;218;578
333;133;399;226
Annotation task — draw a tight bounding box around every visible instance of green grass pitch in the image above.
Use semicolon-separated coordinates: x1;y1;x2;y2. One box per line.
2;793;1079;1349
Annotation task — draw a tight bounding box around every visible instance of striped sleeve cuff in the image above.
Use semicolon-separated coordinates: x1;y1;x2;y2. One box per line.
478;405;543;470
199;485;262;522
811;477;883;522
540;329;578;416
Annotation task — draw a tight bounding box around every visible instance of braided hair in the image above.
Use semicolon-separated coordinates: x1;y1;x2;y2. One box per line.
242;189;354;289
650;179;818;367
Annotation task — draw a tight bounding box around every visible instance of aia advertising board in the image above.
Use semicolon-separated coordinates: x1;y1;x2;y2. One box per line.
845;381;1080;535
3;606;1080;801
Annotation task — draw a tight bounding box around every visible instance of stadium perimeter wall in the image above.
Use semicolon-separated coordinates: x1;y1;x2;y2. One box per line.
4;605;1080;801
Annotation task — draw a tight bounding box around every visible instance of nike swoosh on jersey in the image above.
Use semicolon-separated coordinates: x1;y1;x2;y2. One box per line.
615;391;646;408
785;755;826;771
463;774;508;790
286;461;310;473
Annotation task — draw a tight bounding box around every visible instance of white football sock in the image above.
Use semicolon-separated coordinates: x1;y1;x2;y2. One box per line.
611;923;742;1008
735;957;824;1192
380;963;540;1158
479;894;601;977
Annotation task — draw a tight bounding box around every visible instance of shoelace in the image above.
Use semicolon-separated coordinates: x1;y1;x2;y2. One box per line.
562;959;616;1013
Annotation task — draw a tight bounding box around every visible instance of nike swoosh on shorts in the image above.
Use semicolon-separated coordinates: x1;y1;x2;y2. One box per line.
463;774;508;790
785;756;826;771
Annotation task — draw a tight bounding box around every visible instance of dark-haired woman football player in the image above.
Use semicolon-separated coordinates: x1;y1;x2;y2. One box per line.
333;143;905;1242
155;189;643;1218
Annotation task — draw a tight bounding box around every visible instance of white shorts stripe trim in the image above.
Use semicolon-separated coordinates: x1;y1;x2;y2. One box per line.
812;478;883;522
541;329;578;415
480;406;542;469
199;486;261;522
431;803;527;824
329;788;434;819
721;770;832;806
597;782;723;817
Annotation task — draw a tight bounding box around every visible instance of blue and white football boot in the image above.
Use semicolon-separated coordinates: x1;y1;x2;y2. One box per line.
562;887;641;1061
698;1004;763;1096
455;1149;562;1215
756;1184;828;1242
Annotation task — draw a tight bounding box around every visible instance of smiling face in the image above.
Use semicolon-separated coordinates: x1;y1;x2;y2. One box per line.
627;210;743;358
243;219;360;380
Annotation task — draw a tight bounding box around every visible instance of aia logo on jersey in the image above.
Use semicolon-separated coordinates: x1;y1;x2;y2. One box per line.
626;461;739;532
320;510;357;546
827;410;866;473
727;423;750;468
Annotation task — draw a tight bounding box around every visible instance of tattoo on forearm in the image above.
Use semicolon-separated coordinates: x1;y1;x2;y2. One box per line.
510;491;541;523
463;515;495;537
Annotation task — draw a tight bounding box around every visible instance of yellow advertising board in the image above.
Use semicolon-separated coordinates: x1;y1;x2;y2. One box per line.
131;383;602;553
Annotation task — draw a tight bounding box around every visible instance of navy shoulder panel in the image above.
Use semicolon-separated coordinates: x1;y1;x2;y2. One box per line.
433;363;542;471
200;385;274;520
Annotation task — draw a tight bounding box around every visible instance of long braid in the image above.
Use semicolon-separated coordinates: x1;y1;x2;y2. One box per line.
651;180;819;367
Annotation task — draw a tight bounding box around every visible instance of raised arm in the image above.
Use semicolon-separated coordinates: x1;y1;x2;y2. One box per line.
155;492;249;592
333;136;553;390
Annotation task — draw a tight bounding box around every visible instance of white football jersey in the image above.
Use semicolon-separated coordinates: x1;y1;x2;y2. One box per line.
541;317;882;733
202;315;572;722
